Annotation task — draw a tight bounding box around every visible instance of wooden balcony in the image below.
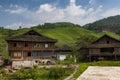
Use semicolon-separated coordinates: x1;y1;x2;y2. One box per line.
24;56;51;60
11;56;22;60
90;52;120;56
8;47;54;51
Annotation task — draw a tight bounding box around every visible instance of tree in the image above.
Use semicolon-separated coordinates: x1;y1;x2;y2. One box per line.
19;26;22;29
76;34;97;47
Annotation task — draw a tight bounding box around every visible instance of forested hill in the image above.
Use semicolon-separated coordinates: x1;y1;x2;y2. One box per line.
84;15;120;34
35;22;80;29
0;22;93;57
0;22;120;57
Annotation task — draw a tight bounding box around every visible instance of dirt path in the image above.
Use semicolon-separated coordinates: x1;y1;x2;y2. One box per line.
64;65;79;80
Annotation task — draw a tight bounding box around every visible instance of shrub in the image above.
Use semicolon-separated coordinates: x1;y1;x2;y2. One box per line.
47;67;65;79
76;55;88;62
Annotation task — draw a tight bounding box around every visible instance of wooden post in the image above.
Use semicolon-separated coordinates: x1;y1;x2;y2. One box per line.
89;55;91;62
115;54;117;61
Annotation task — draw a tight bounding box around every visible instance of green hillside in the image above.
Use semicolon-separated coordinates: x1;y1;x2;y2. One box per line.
35;27;96;46
84;15;120;34
0;22;120;58
12;26;95;46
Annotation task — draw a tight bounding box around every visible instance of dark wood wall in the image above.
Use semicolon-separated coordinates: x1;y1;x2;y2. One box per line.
8;41;55;51
94;36;120;44
8;41;55;60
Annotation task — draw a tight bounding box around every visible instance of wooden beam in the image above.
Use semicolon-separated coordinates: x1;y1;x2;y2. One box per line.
89;55;91;62
115;54;117;61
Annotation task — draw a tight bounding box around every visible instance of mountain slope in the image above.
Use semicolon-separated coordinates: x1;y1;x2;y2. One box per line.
84;15;120;34
0;22;120;58
35;27;96;46
0;24;95;57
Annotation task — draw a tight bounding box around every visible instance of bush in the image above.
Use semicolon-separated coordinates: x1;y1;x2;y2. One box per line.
1;66;73;80
47;67;65;79
45;67;73;80
11;68;43;80
76;55;88;62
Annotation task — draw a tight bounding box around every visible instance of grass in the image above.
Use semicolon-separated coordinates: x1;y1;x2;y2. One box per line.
1;67;73;80
0;27;95;58
74;61;120;79
35;27;96;46
0;26;120;58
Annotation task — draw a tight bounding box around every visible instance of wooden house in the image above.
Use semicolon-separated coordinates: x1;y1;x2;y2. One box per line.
55;45;72;60
6;30;57;68
87;34;120;61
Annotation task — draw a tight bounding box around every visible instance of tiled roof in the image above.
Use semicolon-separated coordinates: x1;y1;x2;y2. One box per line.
6;30;57;43
55;45;72;52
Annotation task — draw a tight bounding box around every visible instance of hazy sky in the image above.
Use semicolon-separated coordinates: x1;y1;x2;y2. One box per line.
0;0;120;29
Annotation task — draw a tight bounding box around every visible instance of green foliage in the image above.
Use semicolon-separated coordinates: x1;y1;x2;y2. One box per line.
0;68;7;76
2;58;11;66
11;68;47;80
76;55;88;62
84;15;120;34
74;63;88;78
0;22;120;58
65;54;73;61
97;31;120;40
0;68;11;80
76;34;98;47
0;22;94;58
45;67;73;80
56;54;75;65
46;67;65;79
4;67;73;80
36;22;79;29
37;27;94;46
56;59;74;65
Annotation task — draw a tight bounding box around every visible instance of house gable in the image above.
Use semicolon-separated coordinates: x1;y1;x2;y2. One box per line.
6;29;57;43
92;34;120;44
23;30;42;36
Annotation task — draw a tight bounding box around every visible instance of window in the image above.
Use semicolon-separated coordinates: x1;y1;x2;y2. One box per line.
45;44;48;48
13;52;22;57
25;43;28;47
100;48;114;53
13;43;21;47
17;53;21;56
13;43;17;47
14;53;17;56
31;52;39;56
107;41;110;44
27;52;31;56
42;52;50;56
34;43;41;48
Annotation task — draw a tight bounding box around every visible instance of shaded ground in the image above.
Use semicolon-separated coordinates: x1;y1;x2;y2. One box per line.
77;66;120;80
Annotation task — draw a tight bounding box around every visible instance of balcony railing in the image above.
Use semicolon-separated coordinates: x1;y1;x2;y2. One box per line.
24;56;51;60
11;56;22;60
8;47;54;51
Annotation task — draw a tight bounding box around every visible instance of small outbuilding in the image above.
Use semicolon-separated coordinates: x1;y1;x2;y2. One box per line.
55;45;72;60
